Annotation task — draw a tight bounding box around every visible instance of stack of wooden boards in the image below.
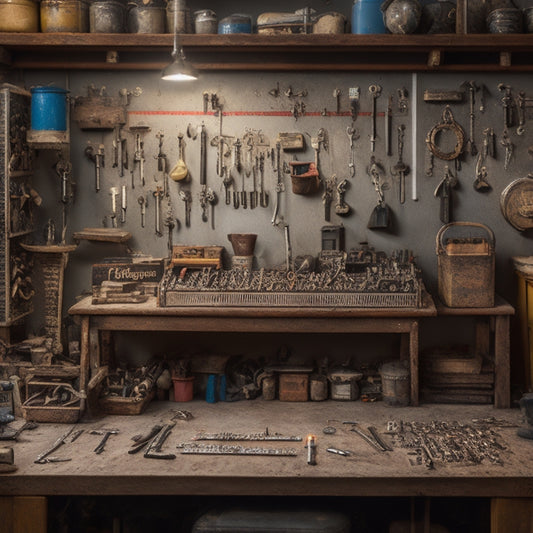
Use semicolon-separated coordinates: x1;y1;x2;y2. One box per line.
421;346;494;404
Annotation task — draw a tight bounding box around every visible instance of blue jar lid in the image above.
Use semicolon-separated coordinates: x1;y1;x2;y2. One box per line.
31;86;69;94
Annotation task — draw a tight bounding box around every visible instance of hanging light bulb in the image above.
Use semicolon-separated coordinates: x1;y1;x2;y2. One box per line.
161;0;198;81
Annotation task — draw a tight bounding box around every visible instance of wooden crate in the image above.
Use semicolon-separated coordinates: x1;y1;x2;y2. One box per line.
98;389;154;415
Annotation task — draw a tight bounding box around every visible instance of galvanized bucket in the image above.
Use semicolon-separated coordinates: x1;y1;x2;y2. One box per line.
90;0;126;32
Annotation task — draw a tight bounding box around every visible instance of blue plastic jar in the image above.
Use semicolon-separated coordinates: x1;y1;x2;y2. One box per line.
30;86;68;131
218;13;252;34
352;0;387;33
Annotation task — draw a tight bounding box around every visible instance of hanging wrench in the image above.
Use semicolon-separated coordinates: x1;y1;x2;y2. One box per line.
259;152;269;208
368;84;382;152
137;195;146;228
461;80;478;156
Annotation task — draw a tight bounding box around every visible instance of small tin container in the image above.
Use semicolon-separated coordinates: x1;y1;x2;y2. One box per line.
31;86;69;132
487;7;523;33
40;0;89;32
328;369;362;401
0;0;39;32
351;0;387;34
127;0;165;33
380;361;410;406
194;8;216;33
218;13;252;34
90;0;126;32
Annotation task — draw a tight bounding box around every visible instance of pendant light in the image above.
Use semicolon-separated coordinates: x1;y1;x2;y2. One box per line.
161;0;198;81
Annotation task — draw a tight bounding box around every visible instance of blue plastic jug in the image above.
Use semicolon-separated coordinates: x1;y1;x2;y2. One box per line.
30;86;68;131
352;0;387;34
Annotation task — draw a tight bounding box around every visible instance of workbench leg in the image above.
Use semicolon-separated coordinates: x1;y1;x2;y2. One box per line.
79;316;90;416
491;498;533;533
0;496;47;533
410;321;419;406
494;315;510;408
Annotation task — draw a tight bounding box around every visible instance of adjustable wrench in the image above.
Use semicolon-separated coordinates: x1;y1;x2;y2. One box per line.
153;186;163;236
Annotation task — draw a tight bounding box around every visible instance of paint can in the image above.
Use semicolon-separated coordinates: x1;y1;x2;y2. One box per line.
127;0;165;33
166;0;192;33
310;374;328;401
40;0;89;32
0;0;39;32
194;9;216;33
30;86;68;132
90;0;127;32
351;0;387;34
380;361;410;406
218;13;252;34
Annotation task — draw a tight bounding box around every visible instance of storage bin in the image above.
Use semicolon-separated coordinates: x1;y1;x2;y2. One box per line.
0;0;38;32
40;0;89;32
437;222;495;308
127;0;165;33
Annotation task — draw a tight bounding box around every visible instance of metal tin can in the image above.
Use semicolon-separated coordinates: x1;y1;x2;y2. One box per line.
0;0;39;32
218;13;252;34
194;8;216;33
90;0;126;32
31;86;69;132
351;0;387;34
127;1;165;33
40;0;89;32
166;0;192;33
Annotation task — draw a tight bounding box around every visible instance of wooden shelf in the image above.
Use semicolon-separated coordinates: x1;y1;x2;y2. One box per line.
1;33;533;72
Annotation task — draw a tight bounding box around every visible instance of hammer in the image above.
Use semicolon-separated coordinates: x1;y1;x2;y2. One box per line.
90;428;119;454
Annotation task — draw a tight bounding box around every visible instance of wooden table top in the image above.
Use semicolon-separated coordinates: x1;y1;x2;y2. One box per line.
1;400;530;498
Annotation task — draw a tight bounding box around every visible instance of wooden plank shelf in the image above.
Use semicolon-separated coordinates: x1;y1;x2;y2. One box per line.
1;33;533;72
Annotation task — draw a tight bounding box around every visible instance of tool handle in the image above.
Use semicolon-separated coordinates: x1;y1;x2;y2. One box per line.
436;221;495;255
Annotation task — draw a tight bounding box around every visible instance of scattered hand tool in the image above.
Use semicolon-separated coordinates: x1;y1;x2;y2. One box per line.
121;185;127;223
461;80;479;156
368;84;382;152
322;175;336;222
271;141;285;226
335;178;350;217
0;421;38;441
434;165;458;224
153;186;163;236
90;428;120;454
498;83;514;131
109;186;119;228
178;443;298;456
346;125;359;177
35;426;76;464
130;125;150;188
391;124;410;204
85;143;105;192
144;422;176;459
326;447;351;456
367;156;390;230
349;424;392;452
137;195;146;227
179;189;192;227
385;94;393;156
128;424;164;455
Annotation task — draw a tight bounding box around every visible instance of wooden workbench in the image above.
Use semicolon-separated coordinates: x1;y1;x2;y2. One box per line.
0;400;531;498
69;292;437;409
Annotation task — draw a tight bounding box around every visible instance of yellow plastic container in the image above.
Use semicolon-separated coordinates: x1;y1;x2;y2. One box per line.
40;0;89;32
0;0;39;32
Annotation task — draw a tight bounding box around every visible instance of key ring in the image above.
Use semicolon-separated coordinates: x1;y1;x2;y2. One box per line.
426;106;466;161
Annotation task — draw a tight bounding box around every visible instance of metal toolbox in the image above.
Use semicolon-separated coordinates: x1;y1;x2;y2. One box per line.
436;222;495;308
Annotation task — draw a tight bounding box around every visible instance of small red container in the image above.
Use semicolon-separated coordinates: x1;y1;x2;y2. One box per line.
172;376;194;402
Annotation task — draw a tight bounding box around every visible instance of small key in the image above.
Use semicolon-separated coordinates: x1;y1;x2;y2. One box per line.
179;190;192;227
137;195;146;227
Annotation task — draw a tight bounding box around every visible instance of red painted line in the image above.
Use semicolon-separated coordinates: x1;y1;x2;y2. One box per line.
129;110;380;117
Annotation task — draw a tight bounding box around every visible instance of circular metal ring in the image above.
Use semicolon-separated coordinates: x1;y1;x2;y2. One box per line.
323;426;337;435
427;121;465;161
